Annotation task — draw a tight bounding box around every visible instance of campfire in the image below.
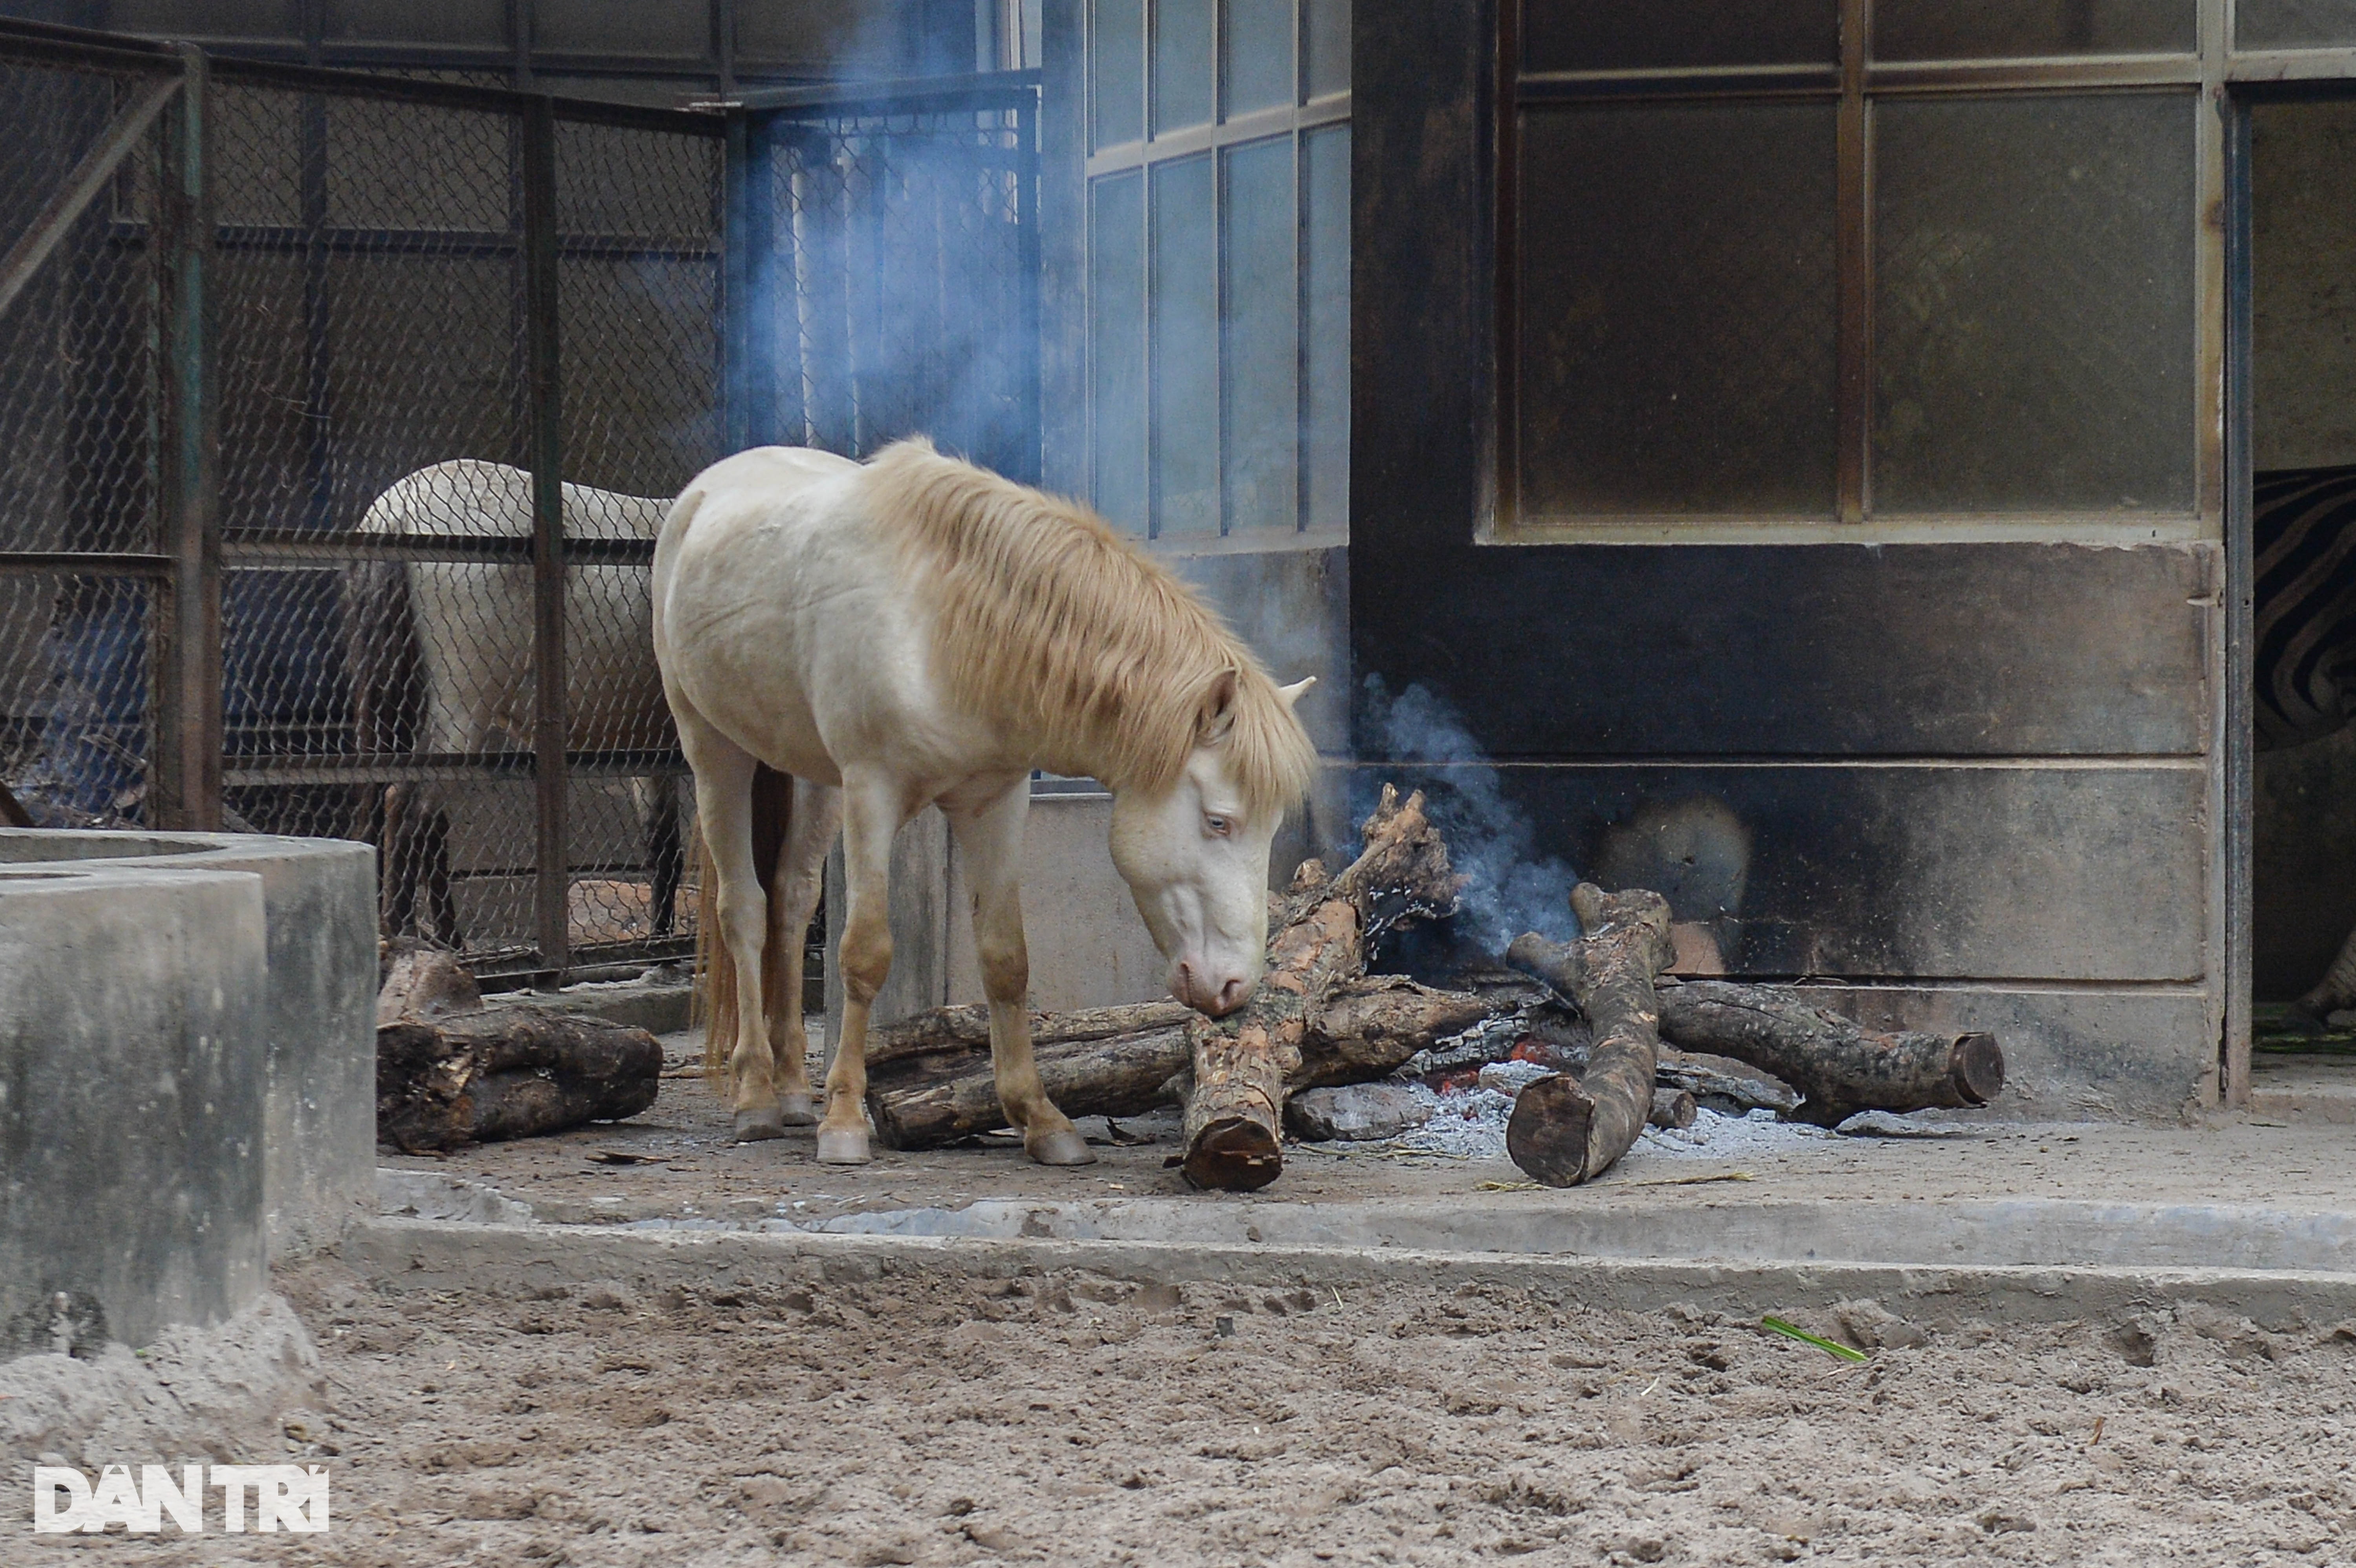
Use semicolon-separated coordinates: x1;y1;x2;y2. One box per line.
867;785;2007;1192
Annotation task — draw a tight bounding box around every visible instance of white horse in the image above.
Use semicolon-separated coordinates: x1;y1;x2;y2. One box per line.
659;439;1317;1164
352;461;682;945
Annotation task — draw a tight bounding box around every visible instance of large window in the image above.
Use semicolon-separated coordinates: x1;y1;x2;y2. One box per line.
1499;0;2212;534
1086;0;1349;539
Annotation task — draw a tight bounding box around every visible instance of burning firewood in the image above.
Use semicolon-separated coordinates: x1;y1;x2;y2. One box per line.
858;786;1483;1187
1499;885;1676;1186
1506;937;2006;1126
862;967;1494;1152
1178;784;1469;1190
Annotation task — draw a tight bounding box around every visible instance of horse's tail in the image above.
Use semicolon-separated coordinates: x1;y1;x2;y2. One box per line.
695;763;793;1087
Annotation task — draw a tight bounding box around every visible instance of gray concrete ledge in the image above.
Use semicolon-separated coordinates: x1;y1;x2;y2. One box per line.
371;1170;2356;1277
349;1213;2356;1334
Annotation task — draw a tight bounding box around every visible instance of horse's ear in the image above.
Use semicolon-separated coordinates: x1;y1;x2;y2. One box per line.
1277;676;1316;711
1196;668;1240;745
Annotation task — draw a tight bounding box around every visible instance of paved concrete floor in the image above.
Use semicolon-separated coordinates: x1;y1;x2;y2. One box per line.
377;1027;2356;1279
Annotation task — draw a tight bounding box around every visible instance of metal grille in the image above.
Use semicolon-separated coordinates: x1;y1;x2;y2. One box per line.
0;49;170;827
0;24;1041;984
739;80;1041;483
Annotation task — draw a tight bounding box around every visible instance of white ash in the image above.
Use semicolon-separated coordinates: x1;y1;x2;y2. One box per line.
1387;1080;1518;1158
1477;1058;1553;1095
1630;1106;1837;1160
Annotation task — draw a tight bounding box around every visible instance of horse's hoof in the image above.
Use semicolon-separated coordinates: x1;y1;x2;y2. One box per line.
816;1126;872;1165
733;1108;787;1142
1026;1126;1096;1167
778;1093;818;1126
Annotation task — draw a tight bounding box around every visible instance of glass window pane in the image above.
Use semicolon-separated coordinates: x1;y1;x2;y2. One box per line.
1152;0;1215;135
1523;0;1836;72
322;0;507;46
2239;0;2356;49
533;0;704;57
1226;0;1295;117
2251;101;2356;471
1515;103;1838;517
1090;173;1149;532
1222;136;1297;532
1091;0;1144;150
1152;155;1219;535
105;0;299;39
1305;0;1350;97
1873;93;2197;514
1877;0;2194;60
1303;122;1350;530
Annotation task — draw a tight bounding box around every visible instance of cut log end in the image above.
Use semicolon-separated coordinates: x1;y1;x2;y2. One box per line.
1649;1087;1698;1130
1952;1031;2005;1106
1504;1075;1599;1188
1182;1118;1284;1192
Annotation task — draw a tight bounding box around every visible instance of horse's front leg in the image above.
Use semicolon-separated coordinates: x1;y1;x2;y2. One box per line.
819;771;904;1164
944;780;1092;1166
763;776;840;1126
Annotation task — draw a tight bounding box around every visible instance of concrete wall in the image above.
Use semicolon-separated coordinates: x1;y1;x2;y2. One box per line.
2251;100;2356;1001
826;791;1171;1038
1348;0;2221;1122
0;861;267;1356
0;830;376;1261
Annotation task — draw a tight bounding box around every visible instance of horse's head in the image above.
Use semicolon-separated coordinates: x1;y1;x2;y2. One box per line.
1108;671;1317;1018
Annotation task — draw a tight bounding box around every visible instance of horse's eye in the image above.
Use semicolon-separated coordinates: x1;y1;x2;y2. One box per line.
1205;815;1232;837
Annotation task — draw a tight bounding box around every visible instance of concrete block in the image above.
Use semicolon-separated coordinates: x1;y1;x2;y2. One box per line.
0;830;377;1259
0;862;269;1355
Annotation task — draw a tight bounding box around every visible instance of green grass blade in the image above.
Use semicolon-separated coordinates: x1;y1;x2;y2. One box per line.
1760;1314;1868;1363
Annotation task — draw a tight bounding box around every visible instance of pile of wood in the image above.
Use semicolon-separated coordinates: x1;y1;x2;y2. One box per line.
863;786;2008;1191
375;944;662;1152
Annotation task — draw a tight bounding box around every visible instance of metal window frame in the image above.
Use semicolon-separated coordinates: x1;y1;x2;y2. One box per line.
1080;0;1350;540
1488;2;2236;546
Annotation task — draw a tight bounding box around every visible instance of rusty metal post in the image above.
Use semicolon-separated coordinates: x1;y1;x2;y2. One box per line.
523;97;569;981
152;46;221;831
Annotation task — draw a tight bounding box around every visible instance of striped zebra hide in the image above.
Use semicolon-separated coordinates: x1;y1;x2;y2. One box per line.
2258;464;2356;750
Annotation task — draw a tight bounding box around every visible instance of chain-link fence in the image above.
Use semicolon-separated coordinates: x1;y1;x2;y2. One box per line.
0;21;1037;983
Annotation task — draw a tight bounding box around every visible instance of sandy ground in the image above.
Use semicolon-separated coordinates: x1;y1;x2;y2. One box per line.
22;1027;2356;1565
18;1247;2356;1567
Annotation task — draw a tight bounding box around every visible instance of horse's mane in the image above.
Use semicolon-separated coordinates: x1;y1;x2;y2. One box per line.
862;438;1317;819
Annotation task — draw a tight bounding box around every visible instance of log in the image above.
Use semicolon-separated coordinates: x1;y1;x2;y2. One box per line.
861;976;1496;1151
1182;785;1467;1191
1649;1087;1698;1130
376;954;663;1152
1506;934;2004;1126
863;1001;1194;1149
1653;980;2005;1126
1500;885;1675;1187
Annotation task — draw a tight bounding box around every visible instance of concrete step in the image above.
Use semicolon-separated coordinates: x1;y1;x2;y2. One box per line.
2248;1052;2356;1124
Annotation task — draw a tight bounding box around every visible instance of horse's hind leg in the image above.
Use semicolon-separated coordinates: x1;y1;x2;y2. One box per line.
680;728;785;1141
381;784;418;936
818;768;903;1165
763;776;839;1126
944;779;1092;1166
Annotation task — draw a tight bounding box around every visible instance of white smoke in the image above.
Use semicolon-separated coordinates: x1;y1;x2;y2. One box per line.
1357;674;1582;957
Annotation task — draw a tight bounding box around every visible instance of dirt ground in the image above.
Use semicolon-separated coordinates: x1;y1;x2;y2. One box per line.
21;1246;2356;1568
25;1027;2356;1566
